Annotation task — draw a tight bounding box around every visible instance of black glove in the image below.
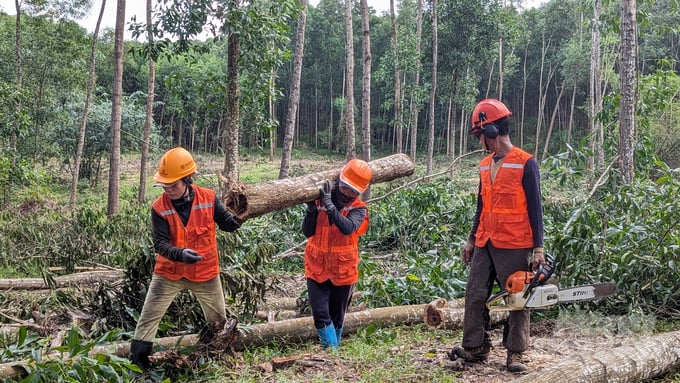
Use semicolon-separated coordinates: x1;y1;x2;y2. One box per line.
320;180;335;212
181;248;203;264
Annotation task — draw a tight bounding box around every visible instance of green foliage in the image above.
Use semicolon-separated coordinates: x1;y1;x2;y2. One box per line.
5;327;135;382
547;157;680;318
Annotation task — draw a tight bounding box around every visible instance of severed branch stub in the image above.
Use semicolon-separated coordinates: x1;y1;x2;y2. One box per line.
219;153;415;220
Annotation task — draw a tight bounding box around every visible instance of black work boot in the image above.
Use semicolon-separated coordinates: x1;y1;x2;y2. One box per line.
128;339;153;371
448;343;491;363
506;351;527;373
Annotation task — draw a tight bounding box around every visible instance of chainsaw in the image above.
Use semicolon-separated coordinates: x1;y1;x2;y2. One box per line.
486;253;617;312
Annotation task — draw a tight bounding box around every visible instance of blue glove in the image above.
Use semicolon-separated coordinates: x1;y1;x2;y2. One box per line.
181;249;203;264
320;181;335;212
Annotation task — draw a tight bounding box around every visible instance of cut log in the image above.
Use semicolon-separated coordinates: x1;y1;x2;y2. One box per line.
422;298;509;330
513;330;680;383
220;153;415;219
0;270;125;290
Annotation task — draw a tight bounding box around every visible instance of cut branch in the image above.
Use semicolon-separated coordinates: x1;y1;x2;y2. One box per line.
0;270;125;290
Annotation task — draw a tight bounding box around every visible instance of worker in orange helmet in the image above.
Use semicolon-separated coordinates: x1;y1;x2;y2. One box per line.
128;147;244;371
449;99;545;373
302;159;372;350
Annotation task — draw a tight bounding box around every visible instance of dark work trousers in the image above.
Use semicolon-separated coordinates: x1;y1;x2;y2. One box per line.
307;278;353;329
462;242;532;353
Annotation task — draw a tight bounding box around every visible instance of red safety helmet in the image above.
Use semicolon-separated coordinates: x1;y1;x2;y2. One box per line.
469;99;512;136
339;159;372;193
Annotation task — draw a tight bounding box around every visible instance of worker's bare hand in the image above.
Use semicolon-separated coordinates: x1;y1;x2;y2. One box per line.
462;241;475;265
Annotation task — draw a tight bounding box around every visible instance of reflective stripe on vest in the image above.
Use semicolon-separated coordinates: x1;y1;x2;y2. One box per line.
304;198;368;285
474;147;534;249
152;186;219;282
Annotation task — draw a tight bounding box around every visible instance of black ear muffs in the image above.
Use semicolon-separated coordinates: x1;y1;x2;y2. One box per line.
481;123;499;139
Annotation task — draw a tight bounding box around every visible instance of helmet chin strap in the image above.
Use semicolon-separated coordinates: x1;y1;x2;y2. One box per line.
181;178;191;202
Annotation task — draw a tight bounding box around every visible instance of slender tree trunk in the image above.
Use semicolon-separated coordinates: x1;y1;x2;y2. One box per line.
589;0;603;171
138;0;155;203
619;0;637;184
107;0;125;217
360;0;372;199
498;37;503;100
344;0;355;159
223;23;241;181
390;0;402;153
70;0;106;208
409;0;423;163
269;69;276;161
542;81;565;161
521;47;527;147
426;0;437;176
11;0;22;154
279;0;307;180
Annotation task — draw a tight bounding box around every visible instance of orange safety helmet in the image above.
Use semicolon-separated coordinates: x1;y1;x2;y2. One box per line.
154;147;197;184
469;98;512;136
339;159;372;193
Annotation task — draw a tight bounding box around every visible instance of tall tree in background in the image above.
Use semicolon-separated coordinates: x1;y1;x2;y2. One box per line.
426;0;438;176
107;0;125;217
70;0;106;208
12;0;23;154
359;0;371;198
619;0;637;184
409;0;423;162
390;0;402;153
589;0;603;171
138;0;155;202
223;2;242;181
344;0;356;159
279;0;308;180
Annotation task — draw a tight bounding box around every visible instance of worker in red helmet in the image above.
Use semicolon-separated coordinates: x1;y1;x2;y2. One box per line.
128;147;244;371
302;159;372;350
449;99;545;373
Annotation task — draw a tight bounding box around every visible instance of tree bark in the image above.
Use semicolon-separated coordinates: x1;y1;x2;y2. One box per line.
618;0;637;184
513;330;680;383
344;0;356;159
220;153;414;219
390;0;402;154
425;0;437;176
107;0;125;217
409;0;423;163
0;270;125;290
359;0;372;199
278;0;307;180
138;0;155;203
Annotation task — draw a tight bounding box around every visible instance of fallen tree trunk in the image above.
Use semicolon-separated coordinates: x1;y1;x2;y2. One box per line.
423;298;509;330
0;270;125;290
221;153;415;219
513;330;680;383
0;304;426;379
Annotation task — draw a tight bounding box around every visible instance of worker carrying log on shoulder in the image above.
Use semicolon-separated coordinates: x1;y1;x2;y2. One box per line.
128;147;244;371
302;159;372;350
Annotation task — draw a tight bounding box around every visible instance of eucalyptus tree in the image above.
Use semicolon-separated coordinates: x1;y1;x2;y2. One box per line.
590;0;603;169
279;0;308;180
359;0;372;198
425;0;437;176
344;0;356;159
107;0;125;217
619;0;637;184
138;0;155;203
389;0;402;153
408;0;422;162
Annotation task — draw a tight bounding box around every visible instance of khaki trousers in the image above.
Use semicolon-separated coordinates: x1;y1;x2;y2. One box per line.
462;242;532;353
133;274;226;342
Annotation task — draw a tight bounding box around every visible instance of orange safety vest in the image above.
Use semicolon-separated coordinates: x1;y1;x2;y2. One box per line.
304;198;369;286
474;147;535;249
152;186;220;282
